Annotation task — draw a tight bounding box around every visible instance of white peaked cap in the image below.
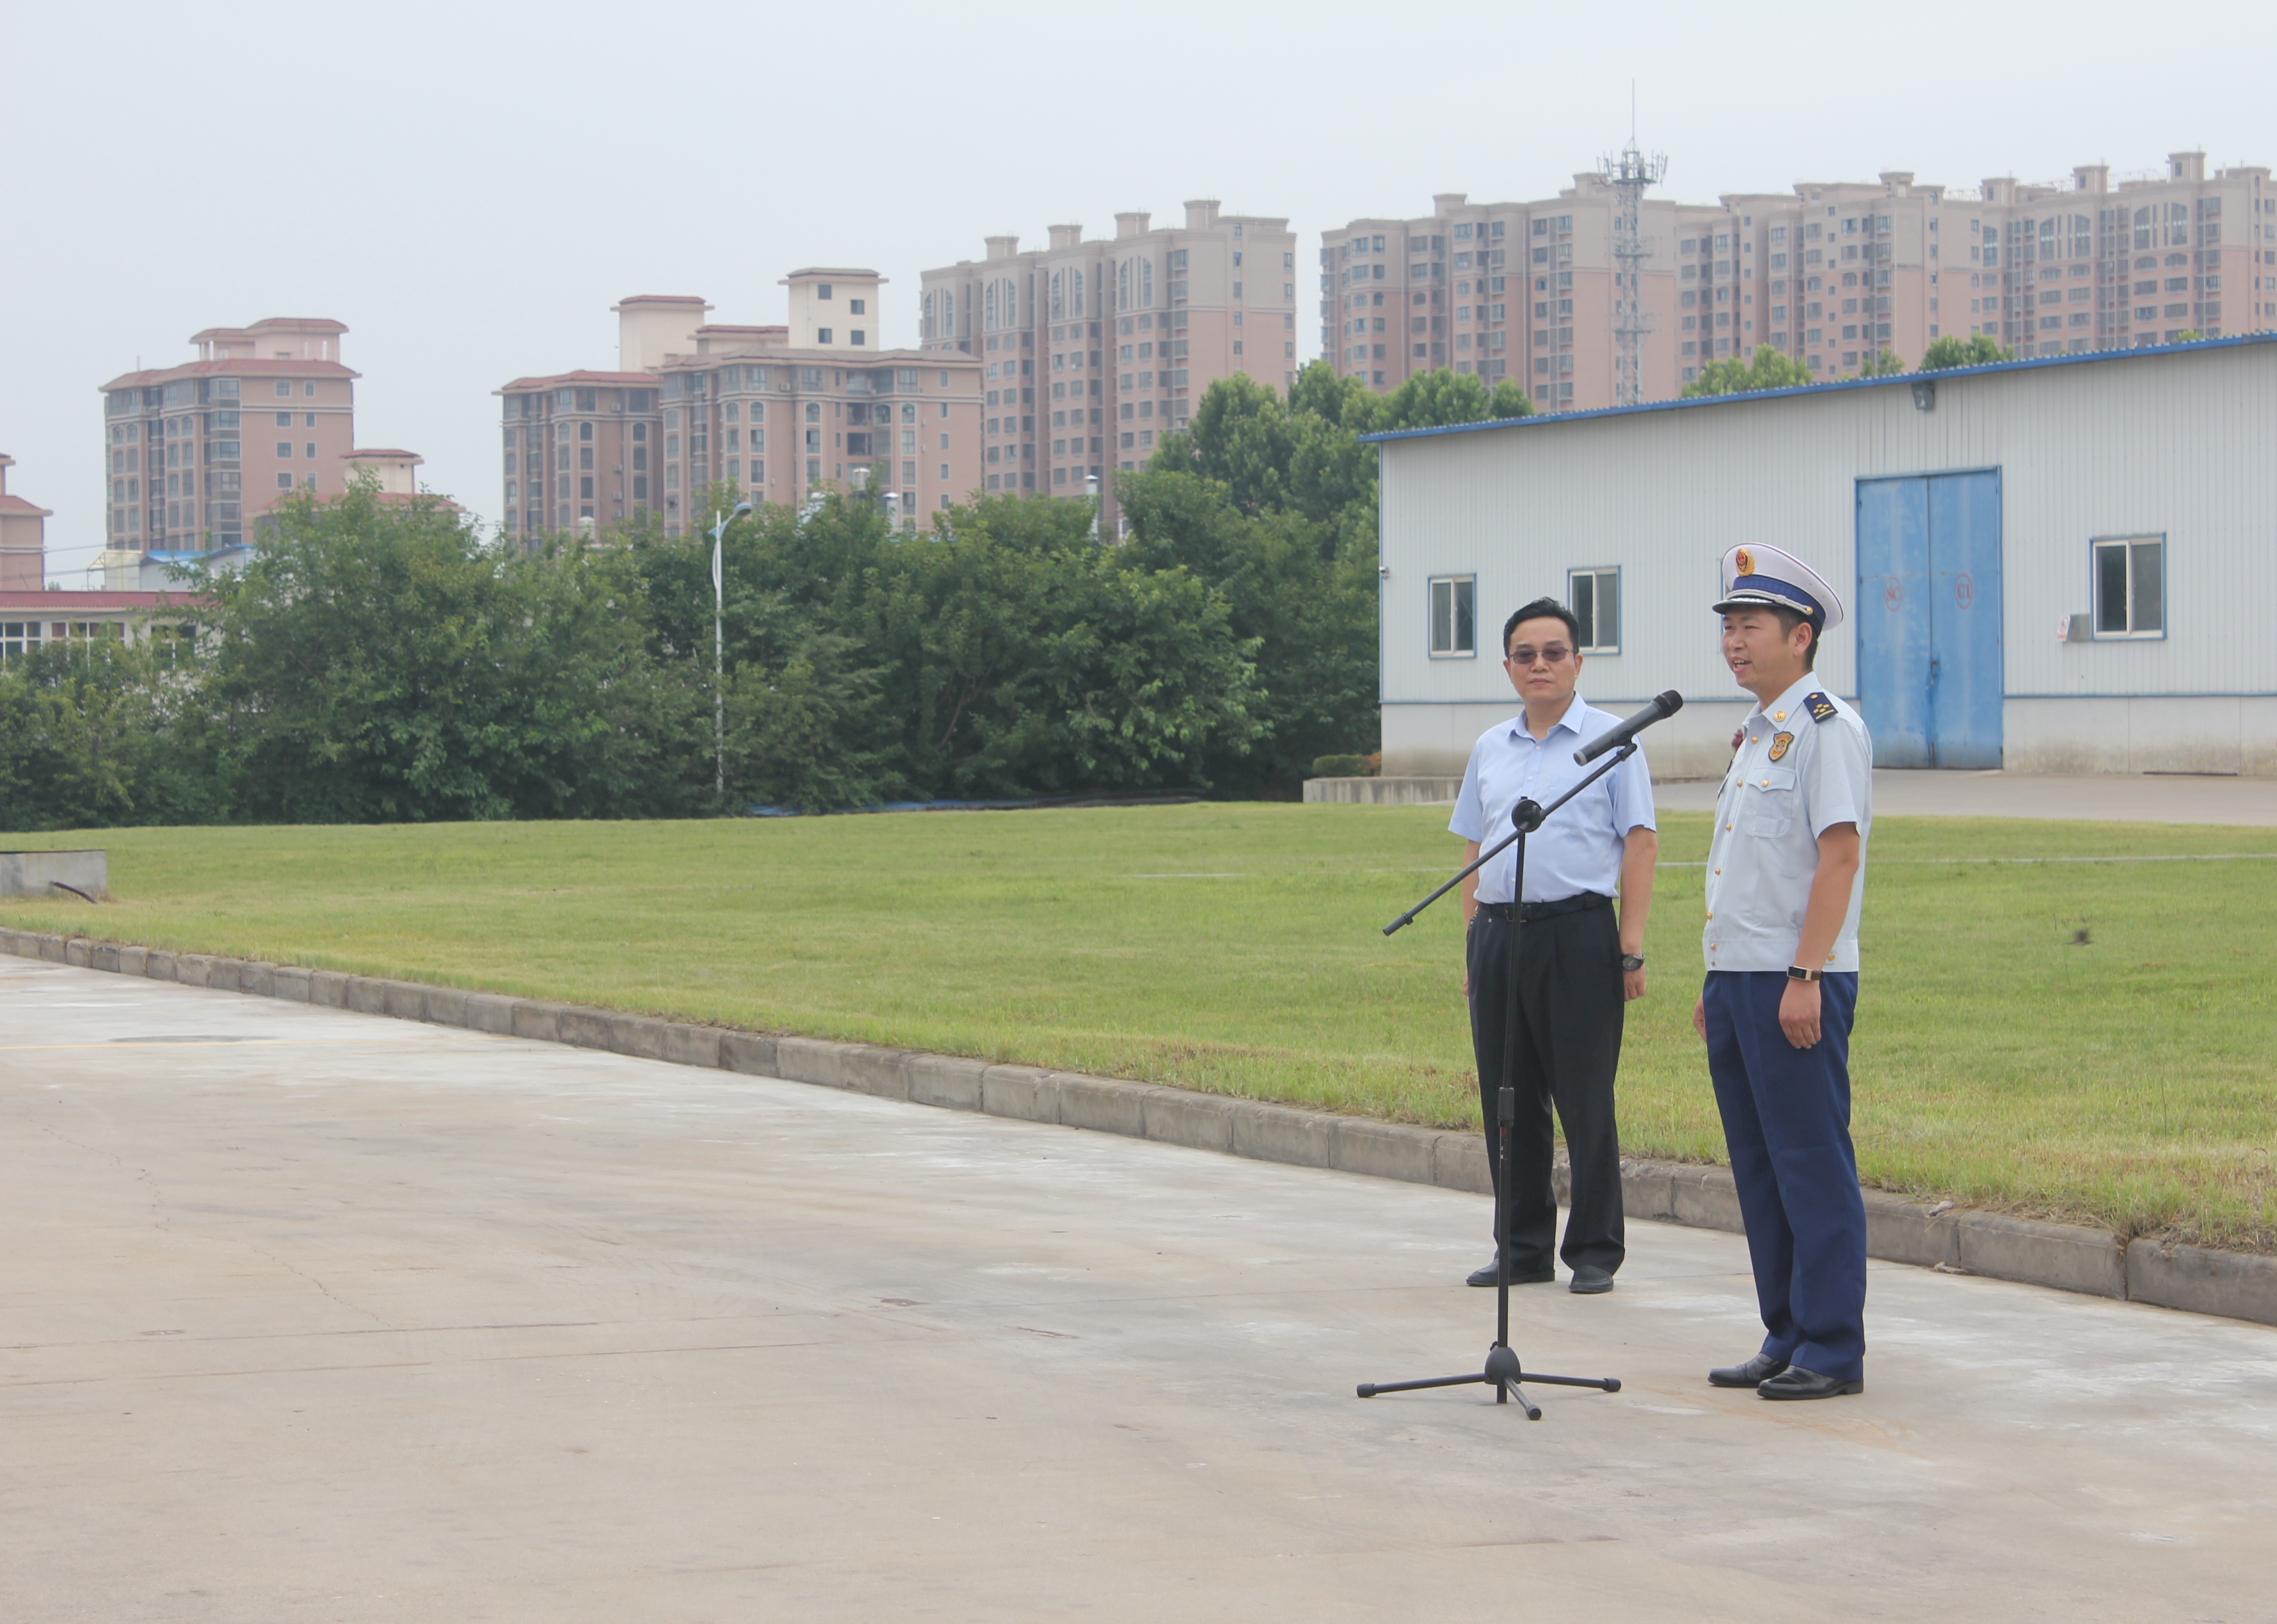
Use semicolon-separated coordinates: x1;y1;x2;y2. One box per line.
1712;543;1846;631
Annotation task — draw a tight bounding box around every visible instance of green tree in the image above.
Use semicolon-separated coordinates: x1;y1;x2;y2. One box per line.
1860;349;1908;378
0;637;219;829
201;477;690;822
629;485;1261;806
1681;344;1816;398
1375;367;1534;431
1124;363;1535;794
1917;334;2017;371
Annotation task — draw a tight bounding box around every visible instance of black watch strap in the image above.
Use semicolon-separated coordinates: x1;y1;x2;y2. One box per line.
1787;965;1824;982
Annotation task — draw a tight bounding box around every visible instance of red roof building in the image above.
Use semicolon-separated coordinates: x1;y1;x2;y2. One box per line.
0;453;53;590
0;588;203;660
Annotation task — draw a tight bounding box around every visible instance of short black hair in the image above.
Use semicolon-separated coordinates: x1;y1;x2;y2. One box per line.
1503;597;1580;656
1769;605;1821;670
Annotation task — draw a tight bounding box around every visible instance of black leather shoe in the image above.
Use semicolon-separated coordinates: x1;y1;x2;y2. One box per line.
1757;1364;1863;1400
1466;1258;1555;1287
1707;1352;1790;1388
1568;1265;1615;1294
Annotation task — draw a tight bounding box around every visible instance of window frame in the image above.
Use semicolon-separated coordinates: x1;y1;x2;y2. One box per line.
2090;533;2166;640
1567;566;1622;655
1426;574;1478;659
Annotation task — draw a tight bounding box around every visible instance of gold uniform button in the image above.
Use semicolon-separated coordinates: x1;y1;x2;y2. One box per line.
1724;822;1733;831
1714;867;1721;874
1759;778;1769;787
1773;710;1787;722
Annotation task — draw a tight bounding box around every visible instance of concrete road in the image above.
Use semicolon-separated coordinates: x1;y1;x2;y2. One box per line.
5;959;2273;1623
1656;767;2277;825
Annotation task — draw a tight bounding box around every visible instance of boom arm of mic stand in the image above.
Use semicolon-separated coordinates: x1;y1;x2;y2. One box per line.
1380;742;1638;936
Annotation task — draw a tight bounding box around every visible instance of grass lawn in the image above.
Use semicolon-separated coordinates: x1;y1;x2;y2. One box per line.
4;805;2273;1250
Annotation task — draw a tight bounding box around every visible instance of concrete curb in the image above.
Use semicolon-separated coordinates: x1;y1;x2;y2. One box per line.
5;924;2271;1330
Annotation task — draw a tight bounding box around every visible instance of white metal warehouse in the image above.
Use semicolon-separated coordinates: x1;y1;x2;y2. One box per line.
1368;334;2277;781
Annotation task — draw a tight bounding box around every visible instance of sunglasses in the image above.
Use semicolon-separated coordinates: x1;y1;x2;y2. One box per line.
1504;644;1574;667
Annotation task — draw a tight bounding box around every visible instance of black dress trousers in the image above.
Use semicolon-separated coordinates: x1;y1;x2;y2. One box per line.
1464;903;1627;1275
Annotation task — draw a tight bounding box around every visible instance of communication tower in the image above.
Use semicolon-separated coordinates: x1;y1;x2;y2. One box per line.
1602;132;1667;407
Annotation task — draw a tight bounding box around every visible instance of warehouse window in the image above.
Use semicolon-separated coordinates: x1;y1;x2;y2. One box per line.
1428;575;1477;657
1568;567;1621;654
2093;535;2165;638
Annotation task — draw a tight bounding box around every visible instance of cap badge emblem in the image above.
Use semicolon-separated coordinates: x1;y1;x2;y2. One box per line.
1734;547;1755;577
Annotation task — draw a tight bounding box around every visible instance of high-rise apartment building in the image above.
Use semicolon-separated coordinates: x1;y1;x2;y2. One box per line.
1326;152;2277;412
917;201;1298;501
97;317;356;559
0;454;51;589
498;277;984;542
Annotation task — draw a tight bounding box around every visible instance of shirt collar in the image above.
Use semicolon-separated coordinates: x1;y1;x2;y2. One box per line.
1748;674;1817;726
1507;692;1590;744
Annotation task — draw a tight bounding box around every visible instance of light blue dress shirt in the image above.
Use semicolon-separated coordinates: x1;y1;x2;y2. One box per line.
1701;673;1873;973
1449;695;1659;905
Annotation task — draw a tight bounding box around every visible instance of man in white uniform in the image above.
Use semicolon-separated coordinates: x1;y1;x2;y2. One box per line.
1693;544;1874;1400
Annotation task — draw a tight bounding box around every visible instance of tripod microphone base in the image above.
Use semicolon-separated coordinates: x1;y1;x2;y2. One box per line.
1357;1342;1620;1418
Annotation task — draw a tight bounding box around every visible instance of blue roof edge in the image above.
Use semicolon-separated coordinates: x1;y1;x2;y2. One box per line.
1355;331;2277;445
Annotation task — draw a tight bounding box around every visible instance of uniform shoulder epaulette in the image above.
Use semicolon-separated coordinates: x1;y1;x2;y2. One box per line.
1804;692;1839;723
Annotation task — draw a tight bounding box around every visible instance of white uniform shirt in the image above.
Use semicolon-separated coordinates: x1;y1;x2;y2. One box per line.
1701;674;1872;973
1450;695;1658;905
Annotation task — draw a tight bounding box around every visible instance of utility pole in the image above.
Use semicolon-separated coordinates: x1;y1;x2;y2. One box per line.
712;500;751;802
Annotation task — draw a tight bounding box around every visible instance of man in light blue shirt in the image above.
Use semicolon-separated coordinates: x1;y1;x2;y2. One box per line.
1449;597;1659;1294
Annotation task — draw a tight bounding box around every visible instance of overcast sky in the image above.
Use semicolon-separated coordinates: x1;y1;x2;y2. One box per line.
7;0;2271;579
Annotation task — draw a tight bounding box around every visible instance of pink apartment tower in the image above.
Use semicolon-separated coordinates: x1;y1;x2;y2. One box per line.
1325;150;2276;413
917;200;1299;514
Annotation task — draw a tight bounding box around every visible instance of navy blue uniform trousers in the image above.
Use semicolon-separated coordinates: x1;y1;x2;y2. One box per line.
1702;970;1866;1382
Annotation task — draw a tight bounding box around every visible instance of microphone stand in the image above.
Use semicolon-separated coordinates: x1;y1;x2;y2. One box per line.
1358;741;1635;1417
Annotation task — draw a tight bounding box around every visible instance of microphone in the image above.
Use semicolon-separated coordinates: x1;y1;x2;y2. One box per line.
1573;690;1684;765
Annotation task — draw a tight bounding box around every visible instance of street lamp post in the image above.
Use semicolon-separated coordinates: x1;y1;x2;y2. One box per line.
712;500;752;802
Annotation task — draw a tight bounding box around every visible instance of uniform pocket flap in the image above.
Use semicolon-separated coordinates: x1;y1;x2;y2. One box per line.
1743;765;1798;792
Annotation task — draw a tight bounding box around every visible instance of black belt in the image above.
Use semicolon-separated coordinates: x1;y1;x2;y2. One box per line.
1475;891;1612;924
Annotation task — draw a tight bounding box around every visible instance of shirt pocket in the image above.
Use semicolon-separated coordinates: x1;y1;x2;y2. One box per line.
1738;765;1798;838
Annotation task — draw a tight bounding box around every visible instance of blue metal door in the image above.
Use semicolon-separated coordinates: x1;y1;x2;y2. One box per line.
1856;471;2003;768
1854;477;1933;767
1924;472;2003;767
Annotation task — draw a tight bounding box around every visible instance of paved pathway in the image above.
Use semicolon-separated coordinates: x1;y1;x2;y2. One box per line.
1655;767;2277;824
4;958;2273;1622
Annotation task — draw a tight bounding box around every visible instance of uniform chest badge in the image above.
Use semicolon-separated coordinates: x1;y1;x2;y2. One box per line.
1768;731;1794;761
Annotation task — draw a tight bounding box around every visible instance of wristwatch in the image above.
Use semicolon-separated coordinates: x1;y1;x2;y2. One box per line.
1620;953;1645;972
1786;965;1824;983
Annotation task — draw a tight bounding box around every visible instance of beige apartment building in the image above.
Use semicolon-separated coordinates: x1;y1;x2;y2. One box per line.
1326;151;2277;411
498;278;984;542
96;317;357;559
917;200;1299;500
0;454;52;589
